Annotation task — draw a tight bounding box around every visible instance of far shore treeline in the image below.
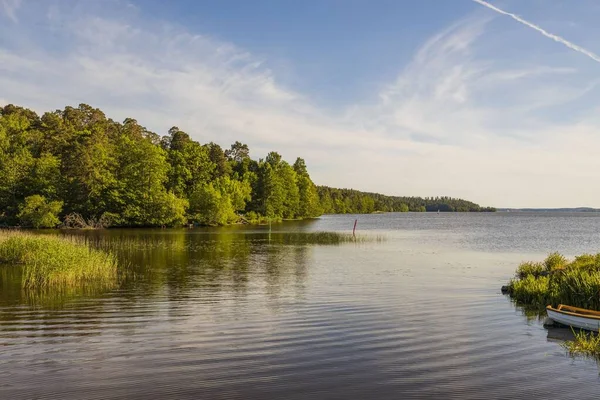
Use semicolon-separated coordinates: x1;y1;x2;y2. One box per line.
0;103;495;228
317;187;495;213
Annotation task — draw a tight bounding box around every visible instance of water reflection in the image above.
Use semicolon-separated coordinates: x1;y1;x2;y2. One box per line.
0;229;319;310
546;326;576;343
509;297;598;364
0;263;117;309
0;229;318;352
507;298;547;323
5;214;600;399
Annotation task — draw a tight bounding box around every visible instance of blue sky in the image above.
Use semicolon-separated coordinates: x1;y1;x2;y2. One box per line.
2;0;600;207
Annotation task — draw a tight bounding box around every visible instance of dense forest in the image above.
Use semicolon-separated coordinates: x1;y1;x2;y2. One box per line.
0;103;493;228
0;103;322;227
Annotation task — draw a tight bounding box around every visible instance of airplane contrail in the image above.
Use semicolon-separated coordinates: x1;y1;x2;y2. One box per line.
471;0;600;64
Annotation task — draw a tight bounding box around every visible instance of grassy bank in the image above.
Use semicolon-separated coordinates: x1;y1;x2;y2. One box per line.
505;252;600;310
0;231;118;289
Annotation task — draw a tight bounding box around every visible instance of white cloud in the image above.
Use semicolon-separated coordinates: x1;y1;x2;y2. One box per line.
1;1;600;207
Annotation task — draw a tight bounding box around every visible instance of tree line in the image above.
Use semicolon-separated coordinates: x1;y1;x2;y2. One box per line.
317;187;496;214
0;103;493;228
0;103;321;227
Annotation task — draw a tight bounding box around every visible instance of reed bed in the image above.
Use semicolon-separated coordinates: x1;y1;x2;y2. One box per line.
562;329;600;359
506;252;600;310
82;231;385;250
0;231;118;289
268;231;385;245
82;235;189;252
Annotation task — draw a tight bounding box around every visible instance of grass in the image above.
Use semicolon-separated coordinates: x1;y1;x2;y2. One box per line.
506;252;600;310
0;231;118;289
562;329;600;359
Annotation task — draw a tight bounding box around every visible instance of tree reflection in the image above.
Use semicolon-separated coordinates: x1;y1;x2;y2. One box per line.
0;229;324;312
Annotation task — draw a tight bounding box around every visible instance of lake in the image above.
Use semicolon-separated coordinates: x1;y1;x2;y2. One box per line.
2;212;600;399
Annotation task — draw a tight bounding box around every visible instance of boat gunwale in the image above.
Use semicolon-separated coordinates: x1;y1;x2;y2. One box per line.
546;304;600;320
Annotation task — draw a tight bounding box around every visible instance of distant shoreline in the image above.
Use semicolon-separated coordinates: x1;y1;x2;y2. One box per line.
501;208;600;212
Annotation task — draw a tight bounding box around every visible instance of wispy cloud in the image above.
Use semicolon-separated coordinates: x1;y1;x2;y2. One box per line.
472;0;600;64
1;1;600;207
1;0;21;22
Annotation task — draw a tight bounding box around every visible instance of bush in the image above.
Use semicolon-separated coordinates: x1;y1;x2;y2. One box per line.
17;195;63;228
509;275;550;307
544;252;568;272
516;261;544;279
189;183;237;226
506;252;600;311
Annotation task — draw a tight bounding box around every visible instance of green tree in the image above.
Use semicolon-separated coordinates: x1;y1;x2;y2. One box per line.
294;158;322;218
0;148;35;223
225;141;250;163
226;141;253;182
17;195;63;228
279;162;299;219
116;134;187;226
206;142;232;179
189;182;235;226
218;176;252;212
162;127;214;197
255;154;286;218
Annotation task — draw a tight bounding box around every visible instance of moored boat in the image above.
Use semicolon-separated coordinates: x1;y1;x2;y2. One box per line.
546;304;600;331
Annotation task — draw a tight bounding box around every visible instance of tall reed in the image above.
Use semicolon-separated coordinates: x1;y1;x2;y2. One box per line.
0;231;118;289
562;329;600;359
506;252;600;310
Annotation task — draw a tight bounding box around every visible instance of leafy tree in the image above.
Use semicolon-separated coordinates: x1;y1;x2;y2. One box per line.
218;176;252;212
0;148;35;223
189;183;234;226
280;162;300;218
319;190;334;214
206;142;232;179
255;156;286;218
293;158;321;218
116;134;187;226
143;191;188;227
227;141;253;182
166;126;190;152
17;195;63;228
225;141;250;163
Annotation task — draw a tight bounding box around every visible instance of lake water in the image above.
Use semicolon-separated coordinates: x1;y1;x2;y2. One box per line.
2;212;600;399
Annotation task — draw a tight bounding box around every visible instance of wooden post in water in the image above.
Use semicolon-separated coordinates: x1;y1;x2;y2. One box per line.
353;219;357;238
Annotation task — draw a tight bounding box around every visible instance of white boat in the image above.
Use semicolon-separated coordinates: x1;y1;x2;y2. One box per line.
546;304;600;331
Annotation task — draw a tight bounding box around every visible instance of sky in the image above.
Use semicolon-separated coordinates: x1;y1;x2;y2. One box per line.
2;0;600;208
